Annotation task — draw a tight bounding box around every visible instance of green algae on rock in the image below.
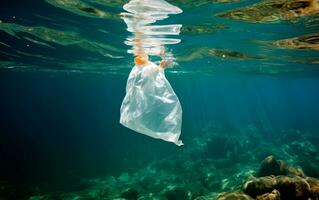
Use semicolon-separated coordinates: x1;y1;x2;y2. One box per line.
45;0;119;20
177;47;262;62
0;22;123;56
216;0;319;23
181;24;228;35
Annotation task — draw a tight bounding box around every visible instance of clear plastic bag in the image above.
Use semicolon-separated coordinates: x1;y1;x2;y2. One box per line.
120;61;183;146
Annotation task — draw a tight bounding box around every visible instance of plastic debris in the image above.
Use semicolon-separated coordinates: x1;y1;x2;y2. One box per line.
120;0;183;145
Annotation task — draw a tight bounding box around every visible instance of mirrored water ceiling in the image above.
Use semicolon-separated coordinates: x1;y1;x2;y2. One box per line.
121;0;182;63
0;0;318;75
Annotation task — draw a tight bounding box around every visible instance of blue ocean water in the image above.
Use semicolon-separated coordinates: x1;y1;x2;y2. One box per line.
0;0;319;199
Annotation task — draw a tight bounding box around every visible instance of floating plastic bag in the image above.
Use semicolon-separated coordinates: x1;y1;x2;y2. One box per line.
120;61;183;146
120;0;183;145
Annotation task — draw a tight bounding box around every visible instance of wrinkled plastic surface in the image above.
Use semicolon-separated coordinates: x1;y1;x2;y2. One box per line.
120;62;183;146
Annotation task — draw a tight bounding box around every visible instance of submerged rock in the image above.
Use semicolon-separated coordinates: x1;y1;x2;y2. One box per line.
163;186;191;200
305;177;319;199
118;173;131;184
120;188;138;200
282;140;319;177
256;189;281;200
138;176;160;191
216;191;253;200
286;166;305;178
258;155;287;177
23;129;319;200
243;176;277;198
243;175;311;200
258;155;305;177
276;176;310;200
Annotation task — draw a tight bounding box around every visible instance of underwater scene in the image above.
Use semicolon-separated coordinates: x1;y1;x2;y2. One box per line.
1;0;319;199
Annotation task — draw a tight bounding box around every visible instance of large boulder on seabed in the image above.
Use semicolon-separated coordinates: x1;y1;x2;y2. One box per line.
257;155;305;177
257;155;287;177
243;175;311;200
162;185;191;200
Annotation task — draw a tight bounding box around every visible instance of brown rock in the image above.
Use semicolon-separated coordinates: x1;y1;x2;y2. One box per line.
258;156;287;177
256;189;281;200
217;191;253;200
258;155;305;177
286;166;305;177
275;176;310;200
305;177;319;200
243;176;277;198
243;175;311;200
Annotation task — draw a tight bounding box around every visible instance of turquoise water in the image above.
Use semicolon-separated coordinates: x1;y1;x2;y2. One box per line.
0;0;319;200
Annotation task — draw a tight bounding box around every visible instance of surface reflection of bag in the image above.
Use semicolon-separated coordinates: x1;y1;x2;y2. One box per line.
120;61;183;146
